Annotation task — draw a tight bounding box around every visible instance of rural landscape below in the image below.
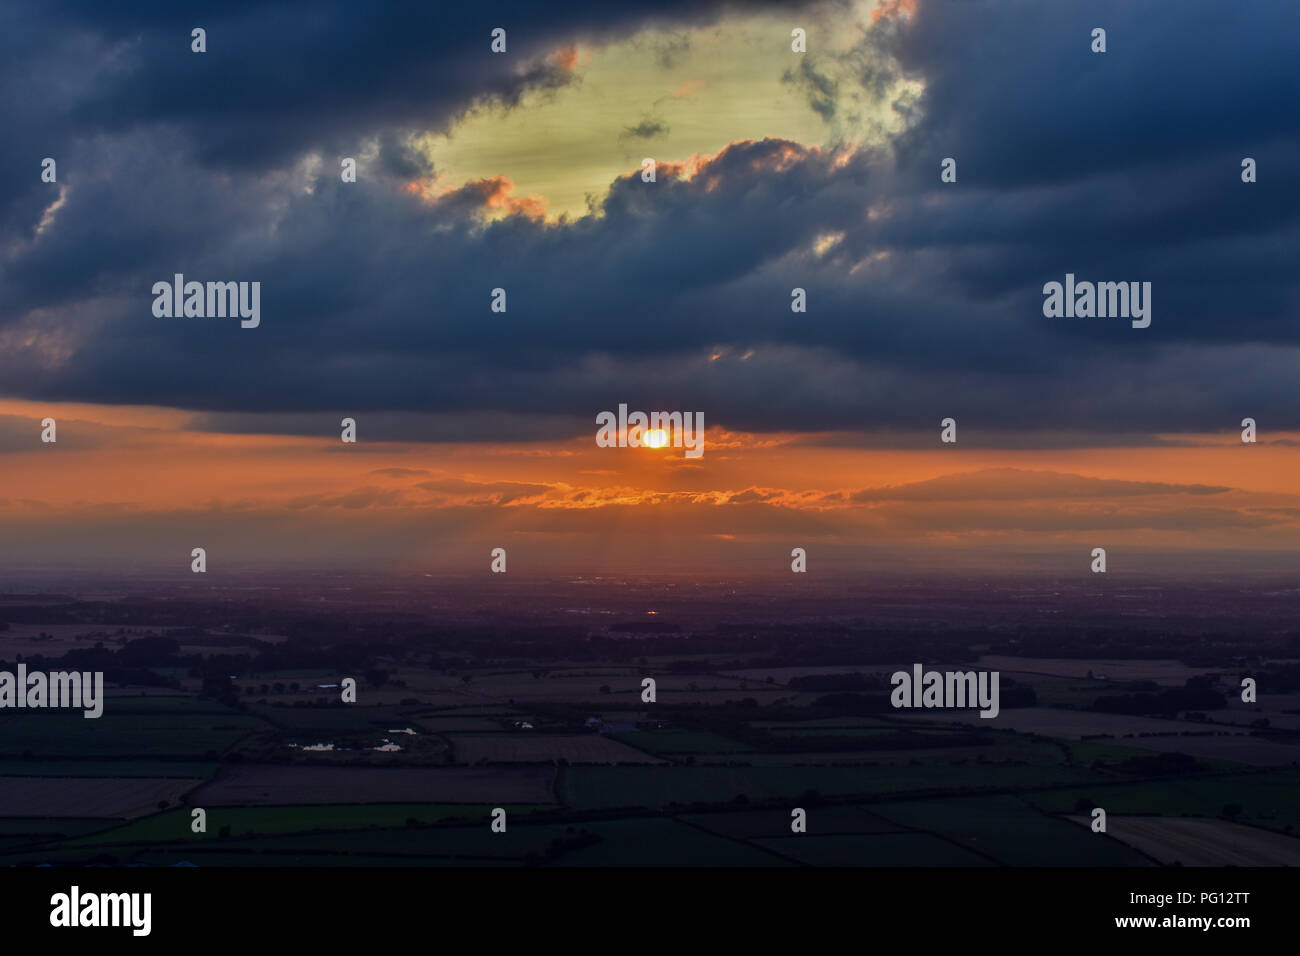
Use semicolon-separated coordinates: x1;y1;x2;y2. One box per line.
2;567;1297;867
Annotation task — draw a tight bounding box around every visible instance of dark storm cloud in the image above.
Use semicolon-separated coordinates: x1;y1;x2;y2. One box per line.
622;118;670;140
890;0;1300;189
15;0;805;169
783;57;839;120
1;0;1298;445
0;0;807;232
0;414;161;451
187;410;584;443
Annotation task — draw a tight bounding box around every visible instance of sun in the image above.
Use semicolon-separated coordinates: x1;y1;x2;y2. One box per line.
643;428;669;448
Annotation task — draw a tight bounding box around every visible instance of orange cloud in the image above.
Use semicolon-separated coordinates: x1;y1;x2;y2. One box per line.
871;0;918;24
655;138;821;186
474;177;549;219
549;45;581;72
3;393;1300;567
404;176;443;200
406;175;548;220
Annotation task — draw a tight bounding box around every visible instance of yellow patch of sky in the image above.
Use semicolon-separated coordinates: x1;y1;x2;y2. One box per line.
414;2;918;221
813;231;845;255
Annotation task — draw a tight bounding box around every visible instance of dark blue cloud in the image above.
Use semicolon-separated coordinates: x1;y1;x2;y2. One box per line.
0;0;1297;443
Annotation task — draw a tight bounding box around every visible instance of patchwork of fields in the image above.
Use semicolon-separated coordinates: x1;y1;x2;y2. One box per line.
0;650;1294;867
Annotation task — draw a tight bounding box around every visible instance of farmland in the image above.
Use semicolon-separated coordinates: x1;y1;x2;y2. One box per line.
1065;815;1300;866
191;765;558;805
1;571;1298;866
448;733;663;764
0;776;198;818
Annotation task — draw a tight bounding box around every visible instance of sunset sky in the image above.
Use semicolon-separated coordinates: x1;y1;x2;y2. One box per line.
1;0;1298;572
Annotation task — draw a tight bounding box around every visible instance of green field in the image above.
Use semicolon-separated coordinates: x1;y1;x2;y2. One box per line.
68;803;553;846
872;795;1151;866
679;804;904;839
1026;680;1114;709
250;704;417;733
96;696;240;715
559;763;1100;810
133;850;474;867
755;832;992;866
766;727;901;737
1025;770;1300;834
0;759;216;777
613;730;754;755
1064;739;1246;772
93;818;630;865
0;712;266;758
560;817;789;866
753;718;898;730
416;716;515;732
0;818;118;838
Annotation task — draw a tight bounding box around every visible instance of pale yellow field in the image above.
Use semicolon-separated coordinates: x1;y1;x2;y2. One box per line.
1215;693;1300;731
1069;815;1300;866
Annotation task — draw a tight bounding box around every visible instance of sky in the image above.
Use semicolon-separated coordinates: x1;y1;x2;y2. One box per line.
1;0;1298;573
